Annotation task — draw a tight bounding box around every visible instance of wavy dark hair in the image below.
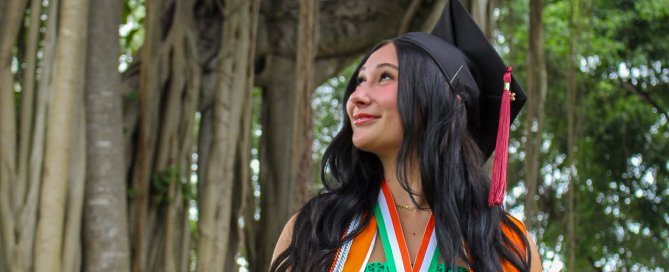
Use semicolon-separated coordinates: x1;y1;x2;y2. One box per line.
270;38;531;272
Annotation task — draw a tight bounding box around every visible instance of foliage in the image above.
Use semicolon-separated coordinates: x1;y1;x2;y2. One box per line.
151;164;180;204
311;61;358;188
250;87;263;222
119;0;145;72
496;0;669;270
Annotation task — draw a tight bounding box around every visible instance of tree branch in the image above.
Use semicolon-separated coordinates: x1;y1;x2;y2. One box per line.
398;0;422;35
620;80;668;116
258;0;438;59
421;0;447;32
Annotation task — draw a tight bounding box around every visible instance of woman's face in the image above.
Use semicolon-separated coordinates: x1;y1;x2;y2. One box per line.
346;43;403;159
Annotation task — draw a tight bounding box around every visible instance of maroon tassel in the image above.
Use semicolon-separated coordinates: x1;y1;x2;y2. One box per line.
489;66;514;207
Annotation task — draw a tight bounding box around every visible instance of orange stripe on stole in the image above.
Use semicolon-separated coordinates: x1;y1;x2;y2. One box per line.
501;215;527;272
341;216;377;272
338;214;527;272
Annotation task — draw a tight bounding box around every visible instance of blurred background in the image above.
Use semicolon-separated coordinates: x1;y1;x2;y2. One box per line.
0;0;668;271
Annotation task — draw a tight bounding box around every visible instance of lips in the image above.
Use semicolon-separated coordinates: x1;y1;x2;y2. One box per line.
352;113;380;125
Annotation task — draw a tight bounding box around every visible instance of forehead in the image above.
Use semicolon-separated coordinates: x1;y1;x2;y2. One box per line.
361;43;398;70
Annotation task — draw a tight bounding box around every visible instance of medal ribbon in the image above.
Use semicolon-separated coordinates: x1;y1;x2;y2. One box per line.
374;179;441;272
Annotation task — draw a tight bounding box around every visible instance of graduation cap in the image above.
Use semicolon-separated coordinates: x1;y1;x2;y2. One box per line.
394;0;527;206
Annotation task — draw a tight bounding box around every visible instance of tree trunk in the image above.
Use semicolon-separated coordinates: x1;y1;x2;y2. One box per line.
195;0;254;270
421;0;447;32
0;0;44;270
253;54;298;272
128;0;201;270
124;0;206;271
566;0;581;270
62;94;86;272
16;0;42;218
0;1;25;269
131;0;163;270
223;114;253;272
507;0;514;64
251;52;355;272
523;0;547;235
82;0;132;270
291;0;318;212
462;0;496;41
223;2;260;272
34;0;89;270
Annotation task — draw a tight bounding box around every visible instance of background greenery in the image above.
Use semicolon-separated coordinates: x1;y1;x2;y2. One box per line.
275;0;668;270
117;0;669;270
2;0;666;271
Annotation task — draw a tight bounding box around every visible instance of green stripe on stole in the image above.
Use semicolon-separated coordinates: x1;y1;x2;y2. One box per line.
374;204;398;272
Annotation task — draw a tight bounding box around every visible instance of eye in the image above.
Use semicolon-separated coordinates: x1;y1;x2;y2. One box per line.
356;76;366;86
380;72;394;82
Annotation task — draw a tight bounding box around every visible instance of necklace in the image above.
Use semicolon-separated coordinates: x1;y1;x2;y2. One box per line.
395;204;431;210
376;179;439;271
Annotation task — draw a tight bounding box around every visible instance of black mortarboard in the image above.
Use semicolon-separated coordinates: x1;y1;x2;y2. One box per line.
395;0;527;206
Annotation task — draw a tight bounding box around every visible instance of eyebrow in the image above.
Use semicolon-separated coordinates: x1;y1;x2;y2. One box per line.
359;63;399;72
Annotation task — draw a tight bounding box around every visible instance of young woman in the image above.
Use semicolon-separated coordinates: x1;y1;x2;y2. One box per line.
271;1;542;271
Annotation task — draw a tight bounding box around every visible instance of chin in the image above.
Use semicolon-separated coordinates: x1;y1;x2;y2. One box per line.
352;135;401;157
352;137;375;153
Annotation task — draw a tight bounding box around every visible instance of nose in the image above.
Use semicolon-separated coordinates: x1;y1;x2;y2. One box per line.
348;86;371;107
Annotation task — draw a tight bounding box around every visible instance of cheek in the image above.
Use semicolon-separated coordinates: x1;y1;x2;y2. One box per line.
345;100;354;118
378;85;402;134
378;86;399;112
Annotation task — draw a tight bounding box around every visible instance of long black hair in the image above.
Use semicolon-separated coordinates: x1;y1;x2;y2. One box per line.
270;39;531;272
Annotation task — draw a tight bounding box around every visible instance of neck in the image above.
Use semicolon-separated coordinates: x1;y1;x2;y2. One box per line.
379;154;428;209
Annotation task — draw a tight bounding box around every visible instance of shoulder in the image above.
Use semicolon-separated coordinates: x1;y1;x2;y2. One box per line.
272;213;299;263
500;214;527;250
501;213;542;272
271;192;339;262
503;213;526;231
